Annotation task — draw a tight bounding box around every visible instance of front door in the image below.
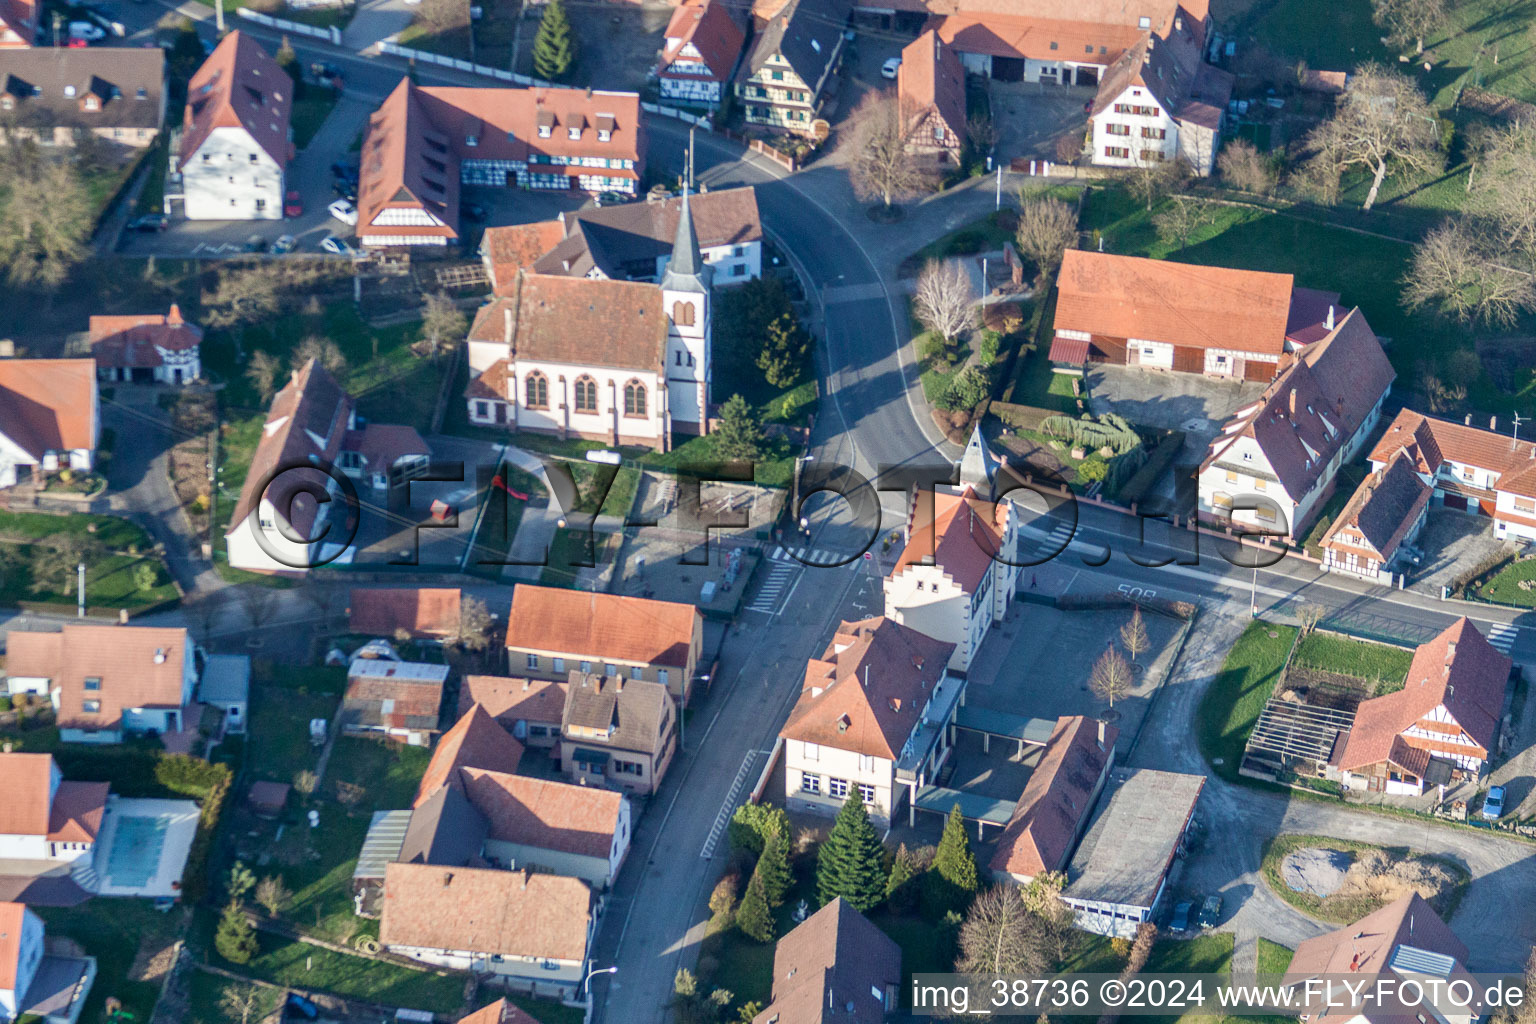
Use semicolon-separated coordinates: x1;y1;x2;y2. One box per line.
494;402;508;425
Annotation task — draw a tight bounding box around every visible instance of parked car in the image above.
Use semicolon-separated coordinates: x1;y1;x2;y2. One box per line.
284;190;303;218
1168;900;1193;932
461;202;488;223
1197;894;1222;929
243;234;268;253
127;213;167;232
319;234;359;258
284;993;319;1021
327;198;357;226
272;234;297;254
881;56;901;79
595;190;633;207
67;20;106;40
1483;785;1506;820
330;160;358;183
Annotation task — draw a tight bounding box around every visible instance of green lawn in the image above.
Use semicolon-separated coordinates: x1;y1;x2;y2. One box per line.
0;545;177;611
246;660;338;785
1257;938;1294;977
232;931;466;1013
539;526;619;589
37;902;187;1024
1259;834;1470;923
326;735;431;811
1471;557;1536;606
291;88;342;151
1196;621;1298;780
187;969;282;1024
0;509;153;548
1292;631;1413;692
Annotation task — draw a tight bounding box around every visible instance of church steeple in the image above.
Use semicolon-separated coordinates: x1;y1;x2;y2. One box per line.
661;187;712;293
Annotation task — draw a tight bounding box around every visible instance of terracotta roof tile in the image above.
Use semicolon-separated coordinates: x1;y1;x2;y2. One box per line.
532;188;761;279
1320;453;1432;563
1370;409;1536;498
413;704;524;808
0;902;31;993
561;672;673;758
459;675;569;726
343;666;447;731
340;423;428;475
939;12;1144;64
468;273;668;372
88;305;202;370
0;752;57;836
752;898;901;1024
990;716;1115;878
1288;894;1466;996
481;221;566;288
178;31;290;170
779;617;955;761
349;588;462;638
660;0;747;81
457;1000;546;1024
381;862;590;963
505;584;699;668
48;781;109;843
892;487;1009;593
5;625;189;734
458;768;623;859
0;359;97;458
0;0;36;43
899;31;966;147
0;47;164;129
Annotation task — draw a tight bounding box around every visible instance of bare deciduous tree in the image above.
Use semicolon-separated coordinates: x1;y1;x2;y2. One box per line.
1469;121;1536;261
1090;649;1133;708
1013;197;1078;281
450;594;496;654
237;584;281;629
293;769;318;799
203;263;282;329
1371;0;1447;54
846;92;930;211
1120;606;1150;662
419;291;468;359
912;259;976;348
1217;139;1277;195
295;335;348;378
254;875;291;916
957;884;1050;976
1021;870;1076;965
1304;65;1441;212
1152;196;1214;250
245;350;282;404
1403;219;1536;329
0;144;92;289
1127;158;1188;212
219;985;266;1024
1055;131;1084;165
1296;604;1326;637
966;113;999;158
412;0;468;37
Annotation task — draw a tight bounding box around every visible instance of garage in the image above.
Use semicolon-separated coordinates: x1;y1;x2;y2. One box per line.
992;56;1024;81
1443;494;1468;511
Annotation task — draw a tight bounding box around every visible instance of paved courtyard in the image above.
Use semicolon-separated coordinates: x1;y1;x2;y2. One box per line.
989;81;1097;163
1406;508;1513;596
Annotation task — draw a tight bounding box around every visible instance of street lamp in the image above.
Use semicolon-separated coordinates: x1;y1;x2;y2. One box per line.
582;965;618;999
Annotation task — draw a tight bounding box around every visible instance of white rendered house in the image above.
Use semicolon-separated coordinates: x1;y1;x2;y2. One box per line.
176;31;290;221
0;903;44;1022
0;360;98;489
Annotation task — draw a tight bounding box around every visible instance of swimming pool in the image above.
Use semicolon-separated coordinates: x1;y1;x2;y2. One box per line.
105;814;172;889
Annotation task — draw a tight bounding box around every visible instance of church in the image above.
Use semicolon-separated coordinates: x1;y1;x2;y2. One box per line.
463;191;713;450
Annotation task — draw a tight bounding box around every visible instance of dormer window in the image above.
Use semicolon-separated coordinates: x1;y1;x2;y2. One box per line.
567;126;581;140
598;128;611;142
538;124;551;138
81;95;99;111
0;97;11;111
466;133;478;146
136;87;147;100
64;85;76;98
84;677;101;691
1138;14;1151;27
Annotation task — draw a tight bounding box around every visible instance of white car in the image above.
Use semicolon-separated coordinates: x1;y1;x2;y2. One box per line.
272;234;296;254
881;57;901;79
319;234;359;258
68;20;107;40
327;198;357;226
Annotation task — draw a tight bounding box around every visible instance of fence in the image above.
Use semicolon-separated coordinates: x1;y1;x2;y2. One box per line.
235;7;340;44
287;0;349;9
377;39;555;86
639;100;711;130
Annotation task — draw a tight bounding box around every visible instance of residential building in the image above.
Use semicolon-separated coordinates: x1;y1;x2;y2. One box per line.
1088;7;1232;175
456;1000;547;1024
527;186;763;283
0;901;96;1024
0;0;35;46
780;617;960;829
480;221;568;292
341;659;450;746
197;654;251;736
1336;618;1510;795
0;48;164;146
356;81;645;248
0;753;107;868
348;587;463;640
380;862;593;998
1197;307;1396;539
466;190;715;444
1367;408;1536;544
0;359;98;489
503;584;704;706
3;625;196;744
884;482;1018;675
935;0;1170;84
413;704;525;808
87;304;202;384
1061;767;1204;938
560;672;676;796
750;897;902;1024
224;360;429;573
459;675;569;750
990;717;1117;884
1049;250;1345;380
1319;453;1433;584
176;31;290;221
734;0;853;134
898;30;967;163
656;0;746;108
1285;894;1471;1024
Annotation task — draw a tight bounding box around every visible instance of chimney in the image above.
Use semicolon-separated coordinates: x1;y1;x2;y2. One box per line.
1349;952;1359;972
167;303;183;326
615;676;624;692
1325;305;1334;330
1492;416;1499;431
1465;413;1473;426
1446;640;1456;660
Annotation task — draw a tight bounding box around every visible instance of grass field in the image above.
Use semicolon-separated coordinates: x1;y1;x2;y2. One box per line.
1257;938;1295;976
1259;834;1469;923
290;88;341;150
1300;464;1368;558
1197;621;1298;780
38;902;187;1024
1292;631;1414;690
0;545;177;611
1471;557;1536;606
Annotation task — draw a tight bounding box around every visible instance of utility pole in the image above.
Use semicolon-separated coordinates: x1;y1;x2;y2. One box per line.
1513;412;1527;450
688;126;696;192
995;165;1002;210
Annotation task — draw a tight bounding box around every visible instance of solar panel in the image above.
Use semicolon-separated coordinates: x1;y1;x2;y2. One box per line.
1389;944;1457;977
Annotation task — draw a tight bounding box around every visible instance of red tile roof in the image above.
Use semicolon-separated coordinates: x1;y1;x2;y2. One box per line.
1089;8;1229;131
0;359;97;459
504;584;699;668
660;0;747;82
178;31;291;170
381;862;590;963
899;31;966;149
780;617;955;761
88;305;202;370
1338;618;1511;773
1369;409;1536;499
349;588;462;639
459;768;623;859
1288;894;1467;1000
0;0;36;44
892;486;1009;594
467;273;669;372
1285;287;1343;345
481;221;566;289
413;704;525;808
752;898;902;1024
1055;249;1295;357
990;716;1116;878
1319;453;1433;563
0;752;57;836
5;625;190;734
48;781;109;843
343;668;446;731
938;12;1144;64
457;1000;546;1024
0;902;30;993
532;188;762;279
459;675;569;725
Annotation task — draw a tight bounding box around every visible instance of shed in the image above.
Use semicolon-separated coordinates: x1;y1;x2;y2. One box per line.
247;780;291;817
199;654;251;734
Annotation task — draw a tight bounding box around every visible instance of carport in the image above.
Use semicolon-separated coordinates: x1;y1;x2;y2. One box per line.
910;786;1015;838
953;705;1056;757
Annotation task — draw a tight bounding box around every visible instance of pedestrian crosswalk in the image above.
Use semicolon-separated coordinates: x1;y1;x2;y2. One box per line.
745;552;801;614
1485;622;1520;654
774;544;835;564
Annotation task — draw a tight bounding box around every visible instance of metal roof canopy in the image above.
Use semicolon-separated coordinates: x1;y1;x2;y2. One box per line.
912;785;1015;826
1245;698;1356;764
353;809;412;880
954;705;1057;746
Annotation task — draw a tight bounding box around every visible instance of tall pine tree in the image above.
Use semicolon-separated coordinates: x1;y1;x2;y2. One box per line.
816;794;888;911
736;871;775;943
214;900;259;964
531;0;577;82
756;311;808;389
924;804;980;915
713;394;765;461
756;826;793;907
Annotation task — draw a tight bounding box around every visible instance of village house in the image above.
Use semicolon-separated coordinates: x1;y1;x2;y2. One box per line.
348;587;463;641
356;81;645;248
780;617;960;829
459;675;569;750
413;704;526;807
0;0;35;46
735;0;853;134
750;898;902;1024
1285;894;1470;1024
175;31;290;221
503;584;704;706
990;716;1117;884
1367;408;1536;545
1049;250;1346;380
0;359;98;489
0;48;164;146
341;659;450;746
455;1001;547;1024
224;360;429;574
197;654;250;737
3;625;196;745
1197;307;1396;539
479;221;570;292
380;862;594;999
0;901;96;1024
935;0;1176;84
656;0;747;109
897;31;967;163
87;304;202;384
1319;453;1433;584
1336;618;1510;795
0;753;108;870
1061;767;1204;938
561;672;677;796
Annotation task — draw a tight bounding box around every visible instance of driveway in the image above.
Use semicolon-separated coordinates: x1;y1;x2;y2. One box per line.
1407;509;1513;596
989;80;1096;163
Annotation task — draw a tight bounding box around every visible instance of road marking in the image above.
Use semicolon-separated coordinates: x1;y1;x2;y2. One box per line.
1485;622;1519;654
746;560;798;614
823;282;885;304
699;751;760;859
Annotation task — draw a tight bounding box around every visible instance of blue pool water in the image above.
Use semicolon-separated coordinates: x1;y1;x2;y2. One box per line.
106;815;171;888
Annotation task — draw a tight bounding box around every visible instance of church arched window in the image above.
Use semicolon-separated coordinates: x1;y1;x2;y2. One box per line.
573;375;598;413
624;380;647;417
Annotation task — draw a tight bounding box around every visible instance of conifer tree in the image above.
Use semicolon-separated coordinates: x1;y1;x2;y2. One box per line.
816;794;888;911
532;0;577;82
756;826;794;907
214;900;259;964
925;805;980;915
736;871;775;942
756;311;809;389
713;394;765;461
